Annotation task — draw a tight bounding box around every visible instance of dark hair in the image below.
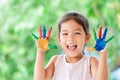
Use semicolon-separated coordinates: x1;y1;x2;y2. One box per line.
58;12;89;35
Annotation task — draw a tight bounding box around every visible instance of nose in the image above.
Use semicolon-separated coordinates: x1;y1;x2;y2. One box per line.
68;34;74;41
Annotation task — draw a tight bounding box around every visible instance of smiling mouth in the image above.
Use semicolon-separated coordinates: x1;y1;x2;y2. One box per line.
67;44;77;51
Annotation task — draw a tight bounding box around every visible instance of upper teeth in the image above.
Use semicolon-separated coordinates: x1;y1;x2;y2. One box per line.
68;45;75;47
68;44;75;46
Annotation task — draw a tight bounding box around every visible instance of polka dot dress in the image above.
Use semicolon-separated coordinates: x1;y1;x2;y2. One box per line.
53;54;93;80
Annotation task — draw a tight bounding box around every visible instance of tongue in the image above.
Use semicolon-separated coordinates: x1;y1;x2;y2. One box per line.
68;46;76;51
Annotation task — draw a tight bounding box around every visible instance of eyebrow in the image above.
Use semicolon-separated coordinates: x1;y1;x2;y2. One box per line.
61;30;68;33
74;29;82;31
61;29;82;32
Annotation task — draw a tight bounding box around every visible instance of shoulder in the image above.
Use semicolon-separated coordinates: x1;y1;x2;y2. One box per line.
50;54;64;64
89;56;98;79
90;56;98;62
45;55;58;71
47;54;64;67
45;55;59;79
49;55;58;64
90;56;98;66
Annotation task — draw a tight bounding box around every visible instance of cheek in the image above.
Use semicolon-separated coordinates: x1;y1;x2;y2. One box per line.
59;37;67;49
60;35;66;42
77;37;86;46
59;41;66;51
77;40;85;46
59;36;65;45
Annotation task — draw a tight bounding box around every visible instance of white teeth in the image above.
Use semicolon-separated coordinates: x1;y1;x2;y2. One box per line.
68;44;75;46
67;44;77;51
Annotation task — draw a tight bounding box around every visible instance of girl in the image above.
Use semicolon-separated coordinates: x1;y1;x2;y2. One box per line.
34;12;108;80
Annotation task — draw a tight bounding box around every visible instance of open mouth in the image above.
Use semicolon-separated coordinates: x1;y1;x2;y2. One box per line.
67;44;77;51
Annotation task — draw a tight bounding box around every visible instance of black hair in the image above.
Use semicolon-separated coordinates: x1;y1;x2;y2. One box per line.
58;12;89;36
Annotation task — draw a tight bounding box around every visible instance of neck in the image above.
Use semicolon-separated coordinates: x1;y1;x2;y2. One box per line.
65;54;83;63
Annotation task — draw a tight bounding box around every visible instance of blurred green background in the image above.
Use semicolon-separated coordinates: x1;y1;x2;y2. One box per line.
0;0;120;80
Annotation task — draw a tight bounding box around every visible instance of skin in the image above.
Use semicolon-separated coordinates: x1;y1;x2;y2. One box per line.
58;19;90;63
34;19;108;80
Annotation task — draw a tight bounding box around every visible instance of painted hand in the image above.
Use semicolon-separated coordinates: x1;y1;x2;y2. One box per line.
87;25;114;51
32;25;57;51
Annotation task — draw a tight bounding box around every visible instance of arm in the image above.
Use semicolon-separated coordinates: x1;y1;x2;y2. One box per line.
33;26;57;80
89;26;114;80
96;49;108;80
91;49;108;80
34;48;57;80
34;49;45;80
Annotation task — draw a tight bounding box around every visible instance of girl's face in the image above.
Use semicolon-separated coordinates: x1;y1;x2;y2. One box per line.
58;19;90;58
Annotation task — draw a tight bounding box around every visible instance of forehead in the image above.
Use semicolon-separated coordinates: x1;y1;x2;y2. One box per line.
60;19;84;31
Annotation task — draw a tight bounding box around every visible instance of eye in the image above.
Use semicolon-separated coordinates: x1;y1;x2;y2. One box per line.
75;32;81;34
62;33;68;35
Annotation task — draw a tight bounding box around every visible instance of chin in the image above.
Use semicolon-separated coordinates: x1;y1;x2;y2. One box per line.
66;52;80;58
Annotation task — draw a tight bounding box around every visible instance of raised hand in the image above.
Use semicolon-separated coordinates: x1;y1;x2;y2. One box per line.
32;25;57;51
87;25;114;51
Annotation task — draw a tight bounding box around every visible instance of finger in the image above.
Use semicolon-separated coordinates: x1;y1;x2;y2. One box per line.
39;26;42;39
42;25;46;39
102;28;107;40
46;27;52;40
31;32;39;39
98;25;102;39
106;36;114;43
93;28;97;40
49;44;57;49
86;47;95;51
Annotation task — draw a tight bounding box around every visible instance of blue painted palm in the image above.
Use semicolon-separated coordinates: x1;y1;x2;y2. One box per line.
87;25;114;51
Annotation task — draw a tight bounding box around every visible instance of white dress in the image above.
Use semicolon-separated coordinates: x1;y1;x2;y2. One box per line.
53;54;93;80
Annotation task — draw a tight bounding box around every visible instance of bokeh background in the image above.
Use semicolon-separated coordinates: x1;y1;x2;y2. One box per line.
0;0;120;80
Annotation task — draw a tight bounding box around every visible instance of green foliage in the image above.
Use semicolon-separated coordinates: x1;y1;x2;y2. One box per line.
0;0;120;80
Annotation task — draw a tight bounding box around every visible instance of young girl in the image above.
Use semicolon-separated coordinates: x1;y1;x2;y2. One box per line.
34;12;108;80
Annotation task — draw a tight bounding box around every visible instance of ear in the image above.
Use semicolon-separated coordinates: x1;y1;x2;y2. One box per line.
57;36;61;43
85;33;91;44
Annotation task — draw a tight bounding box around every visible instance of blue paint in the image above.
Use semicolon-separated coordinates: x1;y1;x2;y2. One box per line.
42;25;46;39
94;39;106;51
101;28;107;40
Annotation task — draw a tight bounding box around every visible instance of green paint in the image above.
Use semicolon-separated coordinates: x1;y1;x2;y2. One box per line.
93;29;97;40
31;32;39;39
106;36;114;43
49;44;57;49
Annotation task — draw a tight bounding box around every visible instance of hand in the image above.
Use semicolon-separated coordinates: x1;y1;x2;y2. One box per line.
87;25;114;51
32;25;57;51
